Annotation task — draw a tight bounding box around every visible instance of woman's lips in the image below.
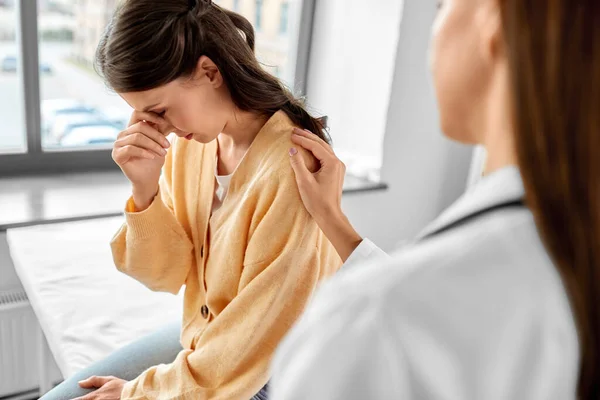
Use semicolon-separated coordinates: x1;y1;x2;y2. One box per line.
185;133;193;140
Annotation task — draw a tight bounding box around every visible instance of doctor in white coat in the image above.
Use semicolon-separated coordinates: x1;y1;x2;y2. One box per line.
271;0;600;399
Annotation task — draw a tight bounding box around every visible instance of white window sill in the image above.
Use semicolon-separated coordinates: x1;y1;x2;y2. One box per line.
0;171;387;230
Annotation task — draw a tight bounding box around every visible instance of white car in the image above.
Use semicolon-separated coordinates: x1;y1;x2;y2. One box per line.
59;125;121;147
48;113;110;144
41;99;97;135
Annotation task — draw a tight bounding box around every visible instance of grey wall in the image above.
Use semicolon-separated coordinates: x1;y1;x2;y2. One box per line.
308;0;474;251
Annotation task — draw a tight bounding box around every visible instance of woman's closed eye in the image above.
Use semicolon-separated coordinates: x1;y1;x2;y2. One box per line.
145;109;172;134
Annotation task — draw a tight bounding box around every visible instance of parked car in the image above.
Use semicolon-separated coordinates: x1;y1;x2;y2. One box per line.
59;125;121;147
1;55;16;72
49;113;116;144
1;55;52;73
40;63;52;74
41;99;98;135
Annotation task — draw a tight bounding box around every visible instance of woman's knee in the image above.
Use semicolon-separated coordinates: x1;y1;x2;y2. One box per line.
40;322;182;399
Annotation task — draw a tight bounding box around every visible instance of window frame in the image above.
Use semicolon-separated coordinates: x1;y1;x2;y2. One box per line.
1;0;317;176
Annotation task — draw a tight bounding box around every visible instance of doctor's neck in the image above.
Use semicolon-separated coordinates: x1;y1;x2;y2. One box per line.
479;62;518;175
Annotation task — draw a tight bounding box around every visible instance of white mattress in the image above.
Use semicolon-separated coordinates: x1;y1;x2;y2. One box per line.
7;217;184;378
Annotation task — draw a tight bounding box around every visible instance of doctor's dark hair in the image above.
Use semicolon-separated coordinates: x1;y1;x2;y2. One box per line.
94;0;329;143
501;0;599;398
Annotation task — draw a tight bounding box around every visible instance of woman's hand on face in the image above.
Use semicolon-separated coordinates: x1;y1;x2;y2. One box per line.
289;128;363;262
73;376;127;400
112;111;173;210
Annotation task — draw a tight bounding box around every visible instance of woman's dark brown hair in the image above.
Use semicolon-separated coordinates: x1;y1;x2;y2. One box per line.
501;0;599;397
95;0;329;143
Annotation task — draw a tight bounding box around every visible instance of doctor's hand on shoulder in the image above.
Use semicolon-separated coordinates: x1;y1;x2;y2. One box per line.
288;127;363;262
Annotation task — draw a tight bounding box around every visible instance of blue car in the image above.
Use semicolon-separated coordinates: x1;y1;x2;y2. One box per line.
40;62;52;74
1;56;16;72
1;55;53;74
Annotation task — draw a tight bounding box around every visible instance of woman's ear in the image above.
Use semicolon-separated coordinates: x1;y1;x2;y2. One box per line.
196;55;223;88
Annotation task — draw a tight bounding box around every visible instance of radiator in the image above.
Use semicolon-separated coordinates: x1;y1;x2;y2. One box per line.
0;288;40;397
0;288;63;398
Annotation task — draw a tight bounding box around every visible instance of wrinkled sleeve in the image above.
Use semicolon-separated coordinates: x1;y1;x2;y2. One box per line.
110;147;194;295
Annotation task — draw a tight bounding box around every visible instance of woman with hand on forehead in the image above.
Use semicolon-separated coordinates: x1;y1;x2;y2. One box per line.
40;1;341;399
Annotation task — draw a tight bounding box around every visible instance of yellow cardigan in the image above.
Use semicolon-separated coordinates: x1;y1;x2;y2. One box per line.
111;111;342;399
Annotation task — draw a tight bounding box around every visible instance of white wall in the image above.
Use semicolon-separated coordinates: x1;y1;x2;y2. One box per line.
306;0;403;179
308;0;474;250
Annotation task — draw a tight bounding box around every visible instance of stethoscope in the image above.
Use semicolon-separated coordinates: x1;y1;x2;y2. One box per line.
422;199;526;240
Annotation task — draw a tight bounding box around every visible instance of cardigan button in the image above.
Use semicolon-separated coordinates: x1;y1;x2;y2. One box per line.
201;304;209;319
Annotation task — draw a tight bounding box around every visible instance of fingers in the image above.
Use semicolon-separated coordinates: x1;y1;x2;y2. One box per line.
128;111;164;128
114;122;169;164
118;122;170;147
290;133;334;165
292;127;334;154
289;147;315;189
128;111;173;135
77;376;95;389
112;144;157;164
116;132;168;158
78;375;114;388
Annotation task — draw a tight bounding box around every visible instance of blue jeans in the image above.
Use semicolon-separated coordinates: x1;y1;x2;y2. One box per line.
40;322;268;399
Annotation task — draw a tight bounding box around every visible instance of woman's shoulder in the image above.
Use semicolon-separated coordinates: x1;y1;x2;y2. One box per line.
228;111;313;183
251;111;319;177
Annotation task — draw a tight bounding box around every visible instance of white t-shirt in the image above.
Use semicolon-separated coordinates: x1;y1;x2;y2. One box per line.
212;144;250;213
212;165;232;213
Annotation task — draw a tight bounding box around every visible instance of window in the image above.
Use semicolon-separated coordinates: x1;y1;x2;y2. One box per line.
279;2;289;35
0;1;26;153
1;0;314;175
255;0;262;31
305;0;404;182
39;0;131;151
214;0;307;89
